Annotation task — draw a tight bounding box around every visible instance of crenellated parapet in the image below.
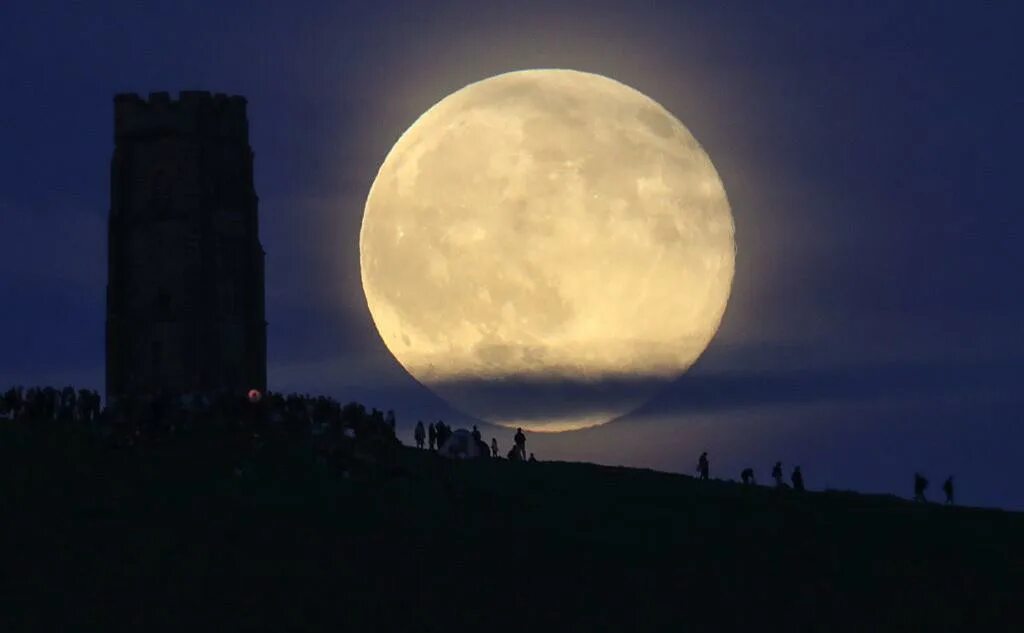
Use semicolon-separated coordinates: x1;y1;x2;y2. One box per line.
114;91;249;142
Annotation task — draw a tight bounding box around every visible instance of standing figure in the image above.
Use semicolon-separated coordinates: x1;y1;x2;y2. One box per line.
514;427;527;460
791;466;805;492
696;452;710;481
741;468;755;485
471;424;482;443
428;422;437;451
771;461;784;488
437;421;450;448
914;473;929;502
491;438;499;458
414;420;426;449
942;476;955;505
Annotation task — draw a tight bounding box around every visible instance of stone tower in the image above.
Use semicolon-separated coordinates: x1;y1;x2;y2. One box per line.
106;91;266;405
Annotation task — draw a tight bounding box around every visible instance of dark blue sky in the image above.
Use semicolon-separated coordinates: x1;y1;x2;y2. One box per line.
2;1;1023;508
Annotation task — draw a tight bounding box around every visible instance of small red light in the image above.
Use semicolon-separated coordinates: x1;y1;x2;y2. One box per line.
247;389;262;403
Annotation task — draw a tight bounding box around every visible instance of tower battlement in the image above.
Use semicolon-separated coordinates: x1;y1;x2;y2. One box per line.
114;91;249;142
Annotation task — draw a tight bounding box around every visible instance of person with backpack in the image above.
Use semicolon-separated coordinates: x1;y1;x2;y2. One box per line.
914;473;929;502
741;467;755;485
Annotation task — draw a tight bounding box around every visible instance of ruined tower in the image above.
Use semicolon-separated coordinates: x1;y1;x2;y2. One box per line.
106;91;266;404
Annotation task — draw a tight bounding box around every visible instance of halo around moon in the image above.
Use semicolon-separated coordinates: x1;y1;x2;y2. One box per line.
360;69;735;432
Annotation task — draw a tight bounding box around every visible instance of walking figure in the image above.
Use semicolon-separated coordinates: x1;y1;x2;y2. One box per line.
914;473;929;502
942;476;954;505
414;420;426;449
791;466;805;492
741;467;755;485
696;452;710;481
428;422;437;451
491;438;499;458
771;461;784;488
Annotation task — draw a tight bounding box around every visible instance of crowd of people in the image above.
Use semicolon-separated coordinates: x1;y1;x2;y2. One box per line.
413;420;536;462
1;386;102;424
0;385;400;463
1;385;958;504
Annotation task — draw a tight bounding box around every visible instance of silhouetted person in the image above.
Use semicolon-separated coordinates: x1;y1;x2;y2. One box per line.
471;425;481;443
791;466;805;492
514;427;526;457
414;421;425;449
491;438;499;458
696;452;709;481
741;467;755;485
428;423;437;450
529;452;537;463
771;461;784;488
437;420;451;448
507;445;522;461
942;476;954;505
914;472;929;502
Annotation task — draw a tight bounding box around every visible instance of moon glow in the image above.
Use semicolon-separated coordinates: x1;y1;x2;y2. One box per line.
360;69;735;432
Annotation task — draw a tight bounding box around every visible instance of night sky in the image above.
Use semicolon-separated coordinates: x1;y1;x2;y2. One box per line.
2;2;1022;508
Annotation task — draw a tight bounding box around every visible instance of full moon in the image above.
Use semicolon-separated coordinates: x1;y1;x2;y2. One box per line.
360;69;735;432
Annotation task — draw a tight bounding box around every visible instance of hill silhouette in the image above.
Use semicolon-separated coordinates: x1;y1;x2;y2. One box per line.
1;414;1021;631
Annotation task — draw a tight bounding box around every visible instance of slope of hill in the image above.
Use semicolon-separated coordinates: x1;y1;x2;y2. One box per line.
1;422;1021;631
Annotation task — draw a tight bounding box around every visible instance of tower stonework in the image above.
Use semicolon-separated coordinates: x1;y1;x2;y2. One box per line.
106;91;266;404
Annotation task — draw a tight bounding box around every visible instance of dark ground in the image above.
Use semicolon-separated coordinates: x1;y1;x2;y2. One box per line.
1;421;1021;632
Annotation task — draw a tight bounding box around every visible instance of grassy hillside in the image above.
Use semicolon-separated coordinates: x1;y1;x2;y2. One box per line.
1;421;1021;631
